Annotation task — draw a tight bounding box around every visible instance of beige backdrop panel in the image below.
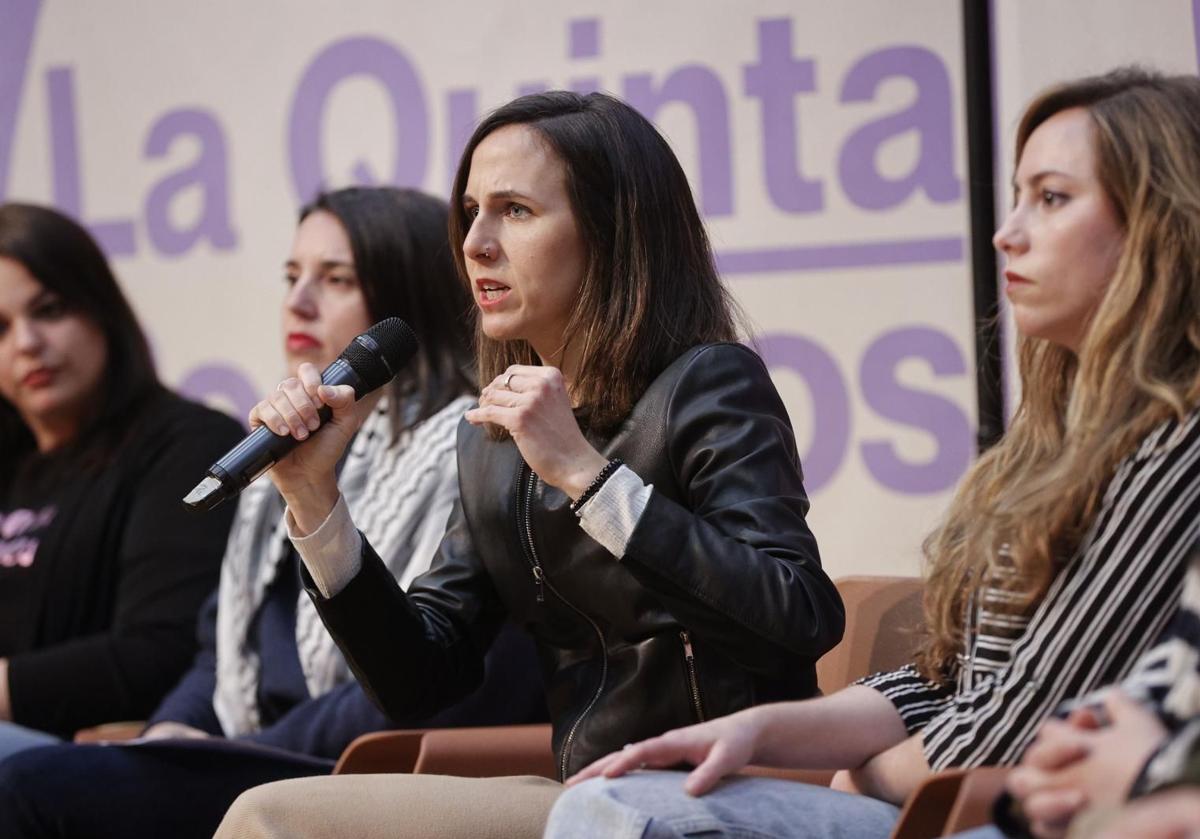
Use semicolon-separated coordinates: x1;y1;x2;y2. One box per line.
1;0;977;578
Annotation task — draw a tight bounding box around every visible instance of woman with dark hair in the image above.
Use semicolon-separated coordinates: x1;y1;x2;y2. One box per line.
301;188;475;435
0;187;547;839
215;91;843;838
544;67;1200;839
0;202;243;756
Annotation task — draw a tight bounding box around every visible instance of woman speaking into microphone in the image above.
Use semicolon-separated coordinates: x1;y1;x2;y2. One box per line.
218;91;844;838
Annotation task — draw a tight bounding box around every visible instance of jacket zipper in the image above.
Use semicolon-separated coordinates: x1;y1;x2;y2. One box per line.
516;463;609;780
680;630;706;722
521;468;545;603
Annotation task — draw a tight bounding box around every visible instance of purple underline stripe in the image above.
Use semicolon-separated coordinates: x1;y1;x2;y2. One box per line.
715;236;965;275
1193;0;1200;69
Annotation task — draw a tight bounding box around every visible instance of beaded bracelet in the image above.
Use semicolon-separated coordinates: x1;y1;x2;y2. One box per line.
570;458;625;514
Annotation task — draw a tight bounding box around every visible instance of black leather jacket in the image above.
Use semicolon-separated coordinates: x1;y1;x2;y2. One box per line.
310;343;845;779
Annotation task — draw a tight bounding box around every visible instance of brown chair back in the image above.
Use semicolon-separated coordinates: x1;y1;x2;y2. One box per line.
817;575;925;693
333;729;429;775
413;724;557;778
944;766;1011;833
73;721;145;743
891;769;967;839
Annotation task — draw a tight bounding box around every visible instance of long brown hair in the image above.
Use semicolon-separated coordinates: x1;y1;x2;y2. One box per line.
448;91;740;435
917;68;1200;679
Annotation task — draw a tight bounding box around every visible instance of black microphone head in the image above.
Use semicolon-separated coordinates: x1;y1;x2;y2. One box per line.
339;318;420;391
365;317;419;367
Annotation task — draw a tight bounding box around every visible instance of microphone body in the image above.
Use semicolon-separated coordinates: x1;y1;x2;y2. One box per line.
184;319;417;512
197;359;365;507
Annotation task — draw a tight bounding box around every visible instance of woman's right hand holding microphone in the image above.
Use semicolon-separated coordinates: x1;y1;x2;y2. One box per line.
247;362;366;534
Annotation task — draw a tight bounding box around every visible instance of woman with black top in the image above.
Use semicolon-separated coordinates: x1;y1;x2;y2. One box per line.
0;202;242;756
0;188;547;839
215;91;844;838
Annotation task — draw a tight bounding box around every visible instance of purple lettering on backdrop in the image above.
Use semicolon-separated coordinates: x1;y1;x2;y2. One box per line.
625;67;733;215
570;77;602;95
757;333;850;493
144;109;237;256
288;37;429;203
46;67;136;256
566;19;602;92
517;82;551;97
569;18;600;59
446;89;478;193
742;19;823;214
177;364;257;428
838;46;961;211
1194;0;1200;69
717;236;963;275
858;326;971;493
0;0;41;202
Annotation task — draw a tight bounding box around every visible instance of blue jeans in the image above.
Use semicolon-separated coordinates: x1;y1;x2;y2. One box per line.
544;772;901;839
0;721;59;762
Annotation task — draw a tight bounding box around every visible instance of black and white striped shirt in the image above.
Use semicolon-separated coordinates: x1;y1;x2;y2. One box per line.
858;409;1200;771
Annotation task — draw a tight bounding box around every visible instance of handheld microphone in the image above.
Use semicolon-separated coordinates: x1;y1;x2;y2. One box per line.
183;318;418;512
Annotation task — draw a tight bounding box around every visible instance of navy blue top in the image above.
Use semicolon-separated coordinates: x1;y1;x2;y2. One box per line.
151;552;548;761
254;550;308;725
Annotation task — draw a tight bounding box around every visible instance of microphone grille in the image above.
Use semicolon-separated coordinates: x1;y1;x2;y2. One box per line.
366;317;419;368
339;318;420;390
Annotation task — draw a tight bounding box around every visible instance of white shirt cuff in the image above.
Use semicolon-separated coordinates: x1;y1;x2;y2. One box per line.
286;494;363;598
576;465;652;559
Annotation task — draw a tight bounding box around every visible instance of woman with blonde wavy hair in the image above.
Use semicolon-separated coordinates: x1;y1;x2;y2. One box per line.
547;66;1200;839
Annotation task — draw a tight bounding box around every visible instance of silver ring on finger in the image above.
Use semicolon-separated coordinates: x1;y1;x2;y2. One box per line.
504;372;516;390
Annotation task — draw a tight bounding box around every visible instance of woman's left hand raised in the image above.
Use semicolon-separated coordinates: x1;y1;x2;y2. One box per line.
465;365;609;500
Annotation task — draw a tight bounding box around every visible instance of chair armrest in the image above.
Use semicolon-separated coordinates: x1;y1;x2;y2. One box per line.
335;725;834;786
73;721;146;743
890;769;968;839
945;767;1011;833
413;723;556;779
333;729;429;775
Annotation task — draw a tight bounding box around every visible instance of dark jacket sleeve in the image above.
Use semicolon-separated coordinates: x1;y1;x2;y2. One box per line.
7;402;242;736
619;344;844;671
302;497;510;724
243;621;547;759
145;588;224;735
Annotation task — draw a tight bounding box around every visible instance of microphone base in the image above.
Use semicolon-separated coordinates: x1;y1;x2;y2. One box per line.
183;475;234;512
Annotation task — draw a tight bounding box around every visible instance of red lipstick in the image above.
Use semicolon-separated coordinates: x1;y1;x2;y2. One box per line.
21;368;55;389
286;333;321;352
